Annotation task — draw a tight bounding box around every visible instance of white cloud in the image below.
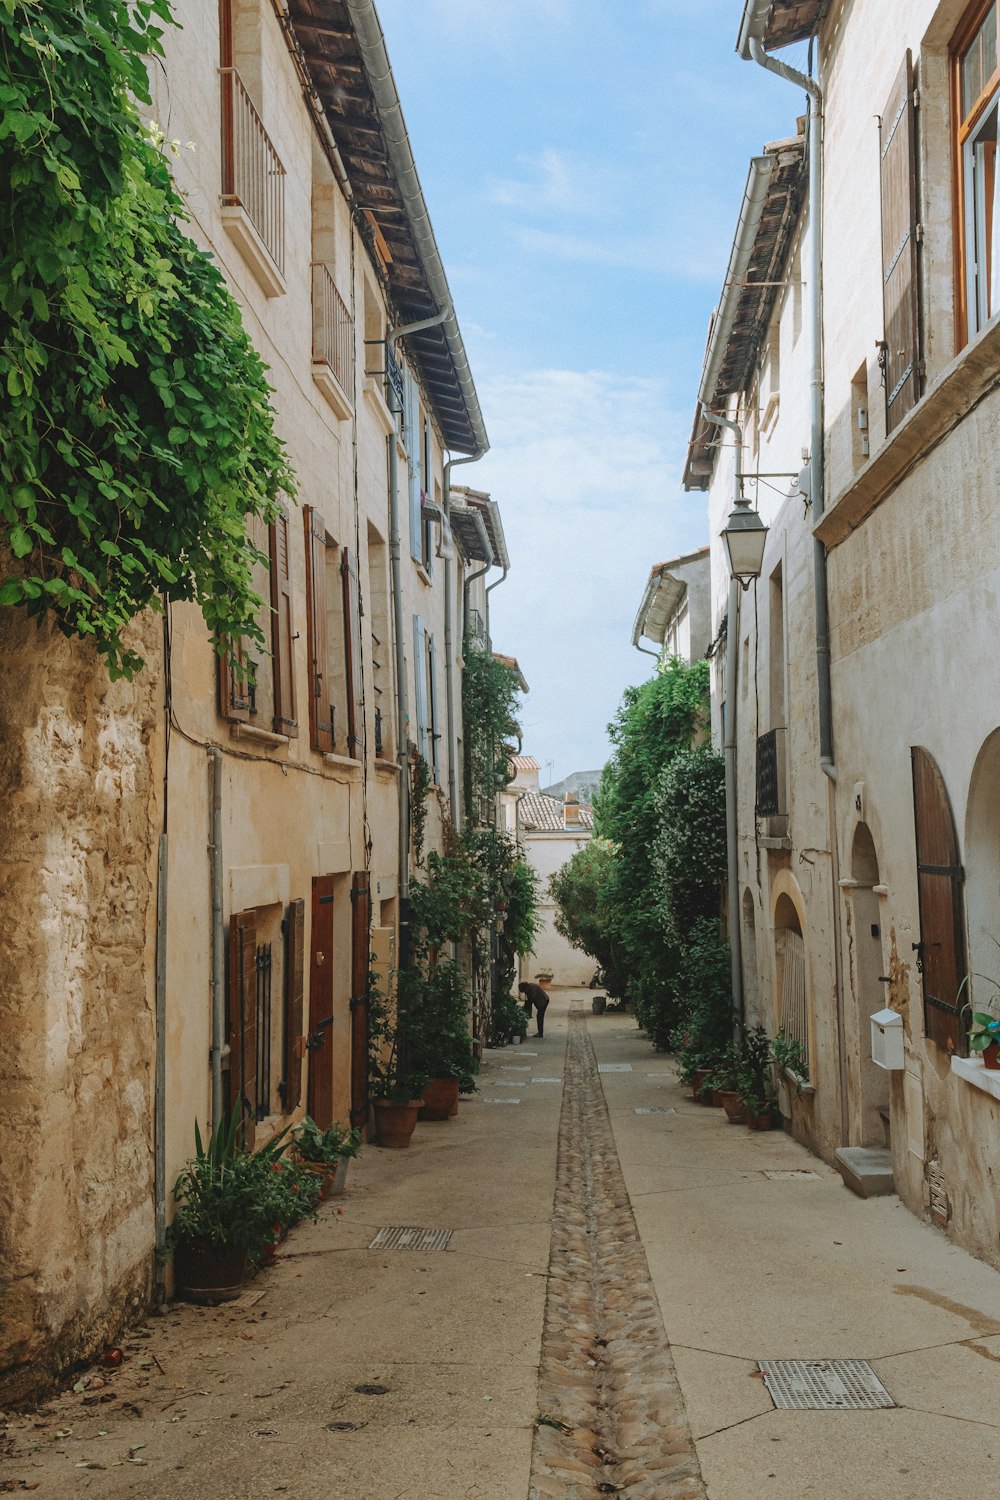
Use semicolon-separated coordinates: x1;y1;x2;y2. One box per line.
487;147;617;220
471;366;709;778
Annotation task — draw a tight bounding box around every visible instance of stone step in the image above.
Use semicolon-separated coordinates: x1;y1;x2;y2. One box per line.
835;1146;895;1198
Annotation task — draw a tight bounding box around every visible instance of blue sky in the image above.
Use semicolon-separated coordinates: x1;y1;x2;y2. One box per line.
376;0;801;783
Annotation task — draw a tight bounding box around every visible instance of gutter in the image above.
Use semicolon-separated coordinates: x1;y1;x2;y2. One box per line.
343;0;489;456
444;453;482;828
698;155;778;409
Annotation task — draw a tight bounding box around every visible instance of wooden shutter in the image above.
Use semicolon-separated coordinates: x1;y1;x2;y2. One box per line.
350;872;371;1128
304;506;334;753
412;615;428;761
228;910;257;1147
427;632;440;784
270;511;298;737
341;547;363;759
218;637;250;722
879;51;922;432
911;746;967;1054
283;897;305;1112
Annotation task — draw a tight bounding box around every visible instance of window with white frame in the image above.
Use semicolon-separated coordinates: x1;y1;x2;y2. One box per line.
955;1;1000;341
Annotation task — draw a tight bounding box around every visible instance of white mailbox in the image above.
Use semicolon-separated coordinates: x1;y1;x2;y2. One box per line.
871;1007;904;1071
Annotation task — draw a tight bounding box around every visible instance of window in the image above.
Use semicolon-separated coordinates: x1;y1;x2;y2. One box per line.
218;0;286;290
954;1;1000;341
303;507;363;757
412;615;440;782
879;51;921;430
911;746;968;1054
229;903;292;1139
367;523;391;757
219;511;297;738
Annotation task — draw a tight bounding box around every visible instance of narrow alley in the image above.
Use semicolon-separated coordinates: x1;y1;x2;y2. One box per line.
3;990;999;1499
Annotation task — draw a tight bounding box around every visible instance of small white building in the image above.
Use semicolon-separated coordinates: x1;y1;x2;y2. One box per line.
509;757;595;987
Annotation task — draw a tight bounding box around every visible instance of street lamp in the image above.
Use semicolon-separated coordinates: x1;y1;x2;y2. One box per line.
721;494;768;588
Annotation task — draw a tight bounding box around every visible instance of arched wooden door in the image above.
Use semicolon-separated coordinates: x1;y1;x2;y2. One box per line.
911;747;967;1055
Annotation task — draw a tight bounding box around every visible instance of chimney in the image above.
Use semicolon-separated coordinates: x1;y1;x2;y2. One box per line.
563;791;581;827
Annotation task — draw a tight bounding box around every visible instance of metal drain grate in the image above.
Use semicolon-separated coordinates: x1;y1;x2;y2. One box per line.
501;1065;531;1072
532;1077;563;1083
759;1360;894;1410
495;1081;522;1087
634;1106;677;1115
482;1097;521;1104
369;1226;453;1252
597;1064;633;1073
763;1170;820;1181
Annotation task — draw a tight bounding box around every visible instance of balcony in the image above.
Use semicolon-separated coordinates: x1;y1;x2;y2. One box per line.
220;68;286;296
312;264;355;419
756;726;788;840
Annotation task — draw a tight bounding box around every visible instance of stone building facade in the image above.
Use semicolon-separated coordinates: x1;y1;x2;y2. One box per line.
686;0;1000;1266
0;0;504;1401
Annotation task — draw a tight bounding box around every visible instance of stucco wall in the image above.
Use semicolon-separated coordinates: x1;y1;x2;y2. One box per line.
521;829;596;987
0;612;162;1401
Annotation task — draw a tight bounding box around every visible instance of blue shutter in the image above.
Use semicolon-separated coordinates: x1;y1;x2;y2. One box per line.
412;614;428;761
427;632;440;784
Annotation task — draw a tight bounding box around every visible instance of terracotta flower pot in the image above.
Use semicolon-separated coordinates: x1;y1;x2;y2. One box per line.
983;1040;1000;1070
745;1109;773;1131
373;1097;421;1148
173;1239;247;1303
692;1068;712;1100
419;1076;460;1121
720;1090;747;1124
710;1089;726;1107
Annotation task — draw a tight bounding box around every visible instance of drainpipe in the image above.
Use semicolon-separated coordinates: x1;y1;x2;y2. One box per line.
746;37;833;778
209;748;225;1134
154;829;168;1286
744;28;848;1143
703;410;745;1026
444;452;484;829
484;564;508;647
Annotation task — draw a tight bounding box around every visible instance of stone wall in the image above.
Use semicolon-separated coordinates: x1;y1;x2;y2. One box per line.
0;610;161;1404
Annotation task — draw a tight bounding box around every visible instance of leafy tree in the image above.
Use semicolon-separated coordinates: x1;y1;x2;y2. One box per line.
653;746;727;936
0;0;293;677
549;838;627;999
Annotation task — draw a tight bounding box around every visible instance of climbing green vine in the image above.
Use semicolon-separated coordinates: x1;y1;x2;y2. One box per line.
0;0;293;677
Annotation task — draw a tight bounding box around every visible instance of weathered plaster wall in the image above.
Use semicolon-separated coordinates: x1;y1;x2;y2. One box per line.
521;829;595;987
0;612;161;1402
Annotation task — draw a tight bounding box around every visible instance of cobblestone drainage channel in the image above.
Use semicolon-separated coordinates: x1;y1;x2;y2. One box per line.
529;1015;707;1499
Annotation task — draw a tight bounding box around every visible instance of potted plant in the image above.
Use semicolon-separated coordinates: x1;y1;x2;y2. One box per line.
709;1046;746;1120
737;1026;778;1129
402;958;478;1121
166;1110;292;1302
969;1011;1000;1069
368;971;427;1147
535;968;554;989
294;1116;362;1195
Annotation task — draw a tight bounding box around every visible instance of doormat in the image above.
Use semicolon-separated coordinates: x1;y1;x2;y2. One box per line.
634;1107;677;1115
759;1359;894;1410
369;1226;453;1252
597;1064;633;1073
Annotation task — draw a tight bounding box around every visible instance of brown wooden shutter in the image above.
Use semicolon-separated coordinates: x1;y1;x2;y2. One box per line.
218;637;251;722
879;51;922;433
284;897;305;1113
342;547;363;759
228;909;257;1146
911;746;967;1054
304;506;334;753
270;511;298;737
350;872;371;1128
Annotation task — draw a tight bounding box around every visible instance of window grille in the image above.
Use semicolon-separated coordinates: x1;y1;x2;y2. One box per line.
777;928;809;1075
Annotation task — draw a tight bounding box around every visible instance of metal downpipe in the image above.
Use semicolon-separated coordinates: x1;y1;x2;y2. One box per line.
209;748;225;1134
444;452;485;829
704;409;745;1026
484;564;508;646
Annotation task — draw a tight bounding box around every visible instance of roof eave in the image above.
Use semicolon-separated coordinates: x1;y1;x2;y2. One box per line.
737;0;830;58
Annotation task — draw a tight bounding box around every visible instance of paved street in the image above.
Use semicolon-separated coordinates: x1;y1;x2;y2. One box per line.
3;987;1000;1498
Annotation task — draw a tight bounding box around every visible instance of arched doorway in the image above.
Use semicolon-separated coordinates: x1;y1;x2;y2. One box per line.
742;888;760;1027
773;893;809;1076
965;729;1000;1022
849;822;889;1145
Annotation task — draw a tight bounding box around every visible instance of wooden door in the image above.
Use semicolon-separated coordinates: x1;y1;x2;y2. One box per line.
911;747;967;1054
350;872;371;1128
308;876;336;1127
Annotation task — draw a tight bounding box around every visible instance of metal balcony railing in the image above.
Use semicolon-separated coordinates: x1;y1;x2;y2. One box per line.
467;607;487;649
312;264;354;398
385;342;404;410
756;726;788;818
221;68;285;274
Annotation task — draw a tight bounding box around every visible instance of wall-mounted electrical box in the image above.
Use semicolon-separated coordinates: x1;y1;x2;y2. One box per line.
871;1007;904;1071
